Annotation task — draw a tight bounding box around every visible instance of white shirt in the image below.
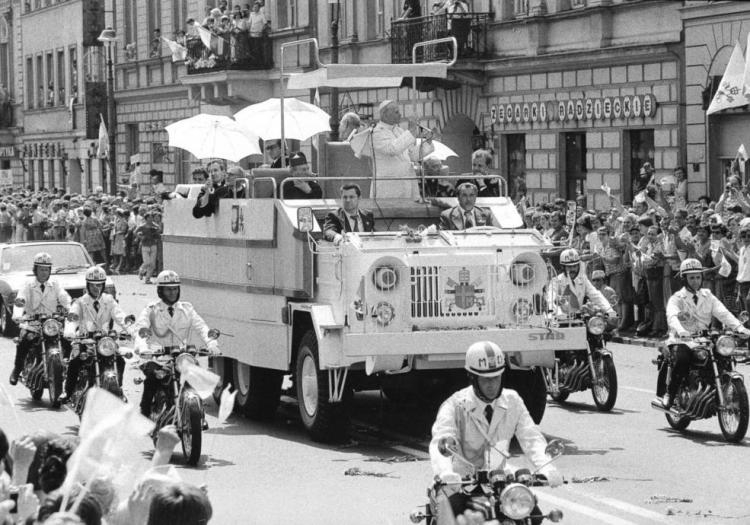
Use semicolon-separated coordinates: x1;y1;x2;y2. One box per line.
429;386;556;478
13;278;72;320
549;270;615;317
737;245;750;283
344;212;363;232
133;300;211;348
666;287;746;342
64;293;129;337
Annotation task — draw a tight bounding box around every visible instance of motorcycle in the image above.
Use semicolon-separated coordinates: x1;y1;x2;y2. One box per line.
14;299;67;408
66;316;135;418
544;308;618;411
650;327;750;443
410;438;565;525
134;327;220;466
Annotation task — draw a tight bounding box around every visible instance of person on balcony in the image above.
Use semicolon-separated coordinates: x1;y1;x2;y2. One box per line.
248;1;269;65
400;0;422;19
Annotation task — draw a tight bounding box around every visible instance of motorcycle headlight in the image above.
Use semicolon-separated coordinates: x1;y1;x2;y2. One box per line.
175;352;198;374
716;335;736;356
97;337;117;357
373;302;395;326
693;347;709;361
499;483;535;520
587;316;606;335
372;265;398;291
42;319;60;337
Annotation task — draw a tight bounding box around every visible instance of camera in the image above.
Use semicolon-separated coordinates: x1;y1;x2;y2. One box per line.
9;486;18;514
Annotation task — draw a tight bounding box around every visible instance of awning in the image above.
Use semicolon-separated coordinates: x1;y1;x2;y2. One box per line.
287;62;449;90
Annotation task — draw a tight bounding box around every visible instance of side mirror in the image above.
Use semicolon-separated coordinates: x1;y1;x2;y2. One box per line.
138;327;152;339
297;207;313;233
67;312;80;323
207;328;220;340
437;436;458;458
739;311;750;324
124;314;136;326
545;439;565;459
14;297;26;308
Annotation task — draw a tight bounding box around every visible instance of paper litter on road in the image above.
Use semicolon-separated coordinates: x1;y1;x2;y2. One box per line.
344;467;398;478
645;495;693;504
364;455;424;463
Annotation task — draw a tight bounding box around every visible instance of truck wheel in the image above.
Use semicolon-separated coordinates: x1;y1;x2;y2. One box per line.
295;330;349;442
505;368;547;424
233;361;283;421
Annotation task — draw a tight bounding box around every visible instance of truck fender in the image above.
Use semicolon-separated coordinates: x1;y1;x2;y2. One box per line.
307;305;343;342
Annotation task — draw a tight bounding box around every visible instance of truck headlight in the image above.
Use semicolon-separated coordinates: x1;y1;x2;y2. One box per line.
510;262;534;285
42;319;60;337
372;266;398;291
716;335;736;356
373;302;395;326
499;483;535;519
587;316;606;335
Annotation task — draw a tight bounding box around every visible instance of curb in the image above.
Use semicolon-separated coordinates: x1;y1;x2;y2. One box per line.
610;335;663;348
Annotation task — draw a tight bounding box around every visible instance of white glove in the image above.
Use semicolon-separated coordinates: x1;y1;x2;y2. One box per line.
541;467;563;488
678;329;691;338
333;233;343;246
438;471;462;484
206;339;220;356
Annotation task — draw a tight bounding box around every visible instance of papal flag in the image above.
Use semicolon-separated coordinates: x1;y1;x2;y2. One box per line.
161;36;187;62
97;115;109;159
744;32;750;103
707;40;747;115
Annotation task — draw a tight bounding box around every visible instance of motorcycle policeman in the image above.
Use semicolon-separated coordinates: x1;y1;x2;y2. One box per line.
9;253;71;385
551;248;616;320
658;258;750;408
429;341;563;485
61;266;133;403
132;270;219;416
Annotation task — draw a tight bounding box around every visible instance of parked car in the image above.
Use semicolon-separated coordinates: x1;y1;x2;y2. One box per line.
0;242;116;336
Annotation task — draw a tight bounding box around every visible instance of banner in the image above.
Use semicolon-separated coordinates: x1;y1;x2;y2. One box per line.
97;115;109;159
161;36;187;62
707;40;747;115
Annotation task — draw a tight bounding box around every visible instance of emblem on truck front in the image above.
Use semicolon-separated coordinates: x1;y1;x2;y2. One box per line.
444;267;485;311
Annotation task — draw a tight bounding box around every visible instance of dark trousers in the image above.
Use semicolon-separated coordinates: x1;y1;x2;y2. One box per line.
140;375;158;415
13;336;33;371
657;344;691;399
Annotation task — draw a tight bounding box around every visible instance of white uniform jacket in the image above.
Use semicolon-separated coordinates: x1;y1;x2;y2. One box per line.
64;293;129;337
371;121;434;199
132;300;211;348
429;386;553;477
666;287;746;345
549;271;614;317
12;278;71;320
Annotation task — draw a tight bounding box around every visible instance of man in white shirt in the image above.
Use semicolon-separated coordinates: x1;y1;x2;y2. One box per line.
735;220;750;313
371;100;434;199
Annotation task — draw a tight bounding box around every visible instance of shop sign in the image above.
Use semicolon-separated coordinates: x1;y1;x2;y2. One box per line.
492;94;657;126
0;145;14;157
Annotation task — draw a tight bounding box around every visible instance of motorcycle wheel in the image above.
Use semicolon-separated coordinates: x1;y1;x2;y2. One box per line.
233;361;283;421
295;330;349;442
718;377;749;443
180;390;203;466
31;388;44;401
47;353;64;408
591;355;618;412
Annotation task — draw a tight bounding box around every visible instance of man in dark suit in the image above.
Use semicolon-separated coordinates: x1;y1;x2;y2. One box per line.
323;184;375;244
265;139;289;168
439;182;498;231
281;152;323;200
192;159;233;218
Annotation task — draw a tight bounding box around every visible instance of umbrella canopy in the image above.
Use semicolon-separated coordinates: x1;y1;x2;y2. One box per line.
234;98;331;141
418;138;458;161
165;114;261;163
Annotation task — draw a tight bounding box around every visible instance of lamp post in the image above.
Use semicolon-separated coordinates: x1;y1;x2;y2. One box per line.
97;26;117;195
329;0;340;141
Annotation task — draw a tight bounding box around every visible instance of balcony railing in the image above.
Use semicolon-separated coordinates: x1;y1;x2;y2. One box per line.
185;32;273;74
391;13;490;64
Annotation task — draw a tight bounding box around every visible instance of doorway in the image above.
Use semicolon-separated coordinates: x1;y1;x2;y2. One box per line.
560;132;586;201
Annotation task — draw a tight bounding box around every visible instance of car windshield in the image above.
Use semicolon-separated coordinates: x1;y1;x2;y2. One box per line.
0;244;92;273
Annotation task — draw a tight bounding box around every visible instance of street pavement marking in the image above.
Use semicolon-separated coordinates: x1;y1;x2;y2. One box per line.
622;385;656;394
564;486;673;523
391;445;430;460
535;490;643;525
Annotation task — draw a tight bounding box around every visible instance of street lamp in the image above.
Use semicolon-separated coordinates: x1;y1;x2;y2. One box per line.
97;26;117;194
329;0;340;141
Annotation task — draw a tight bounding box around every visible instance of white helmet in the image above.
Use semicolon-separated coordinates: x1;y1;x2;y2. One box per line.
465;341;506;378
33;252;52;267
679;258;704;278
85;266;107;284
560;248;581;267
156;270;180;286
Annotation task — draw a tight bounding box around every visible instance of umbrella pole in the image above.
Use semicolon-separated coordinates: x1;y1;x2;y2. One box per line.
412;44;425;202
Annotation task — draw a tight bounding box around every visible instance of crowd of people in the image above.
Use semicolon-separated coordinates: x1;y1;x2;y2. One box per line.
0;424;212;525
517;163;748;339
0;185;164;284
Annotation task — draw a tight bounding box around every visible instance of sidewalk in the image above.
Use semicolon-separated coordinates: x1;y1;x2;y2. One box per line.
610;333;664;348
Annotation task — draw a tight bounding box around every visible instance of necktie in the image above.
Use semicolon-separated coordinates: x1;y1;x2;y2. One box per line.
350;215;359;232
693;294;698;305
93;300;100;313
464;211;474;229
484;404;493;424
40;283;45;293
168;306;174;317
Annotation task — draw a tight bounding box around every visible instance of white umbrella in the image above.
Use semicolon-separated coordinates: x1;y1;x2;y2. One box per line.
417;138;458;161
234;98;331;141
165;114;261;163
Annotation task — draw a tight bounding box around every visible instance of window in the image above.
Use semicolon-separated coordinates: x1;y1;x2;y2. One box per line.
172;0;188;35
377;0;386;36
0;17;9;98
562;132;586;200
69;46;78;105
45;52;53;106
27;158;35;190
57;50;65;106
125;123;139;166
625;129;653;202
148;1;162;58
35;55;43;108
505;134;526;201
26;57;33;109
123;0;137;58
514;0;529;17
277;0;298;29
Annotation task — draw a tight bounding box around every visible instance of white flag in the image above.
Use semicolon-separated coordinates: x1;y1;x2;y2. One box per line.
707;41;747;115
97;115;109;159
161;36;187;62
743;32;750;102
738;143;748;162
194;23;219;54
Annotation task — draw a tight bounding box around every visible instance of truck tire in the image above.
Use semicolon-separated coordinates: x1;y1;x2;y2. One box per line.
233;361;283;421
505;367;547;424
295;330;349;442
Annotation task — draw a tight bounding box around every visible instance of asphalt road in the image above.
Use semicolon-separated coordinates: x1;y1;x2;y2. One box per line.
1;274;749;524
